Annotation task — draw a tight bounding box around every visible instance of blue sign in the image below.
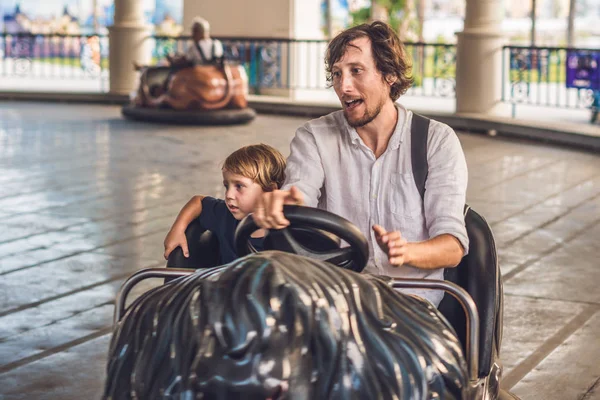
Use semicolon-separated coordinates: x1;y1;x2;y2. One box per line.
566;51;600;90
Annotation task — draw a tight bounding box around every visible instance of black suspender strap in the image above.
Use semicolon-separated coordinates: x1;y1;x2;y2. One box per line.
194;40;209;63
410;113;431;201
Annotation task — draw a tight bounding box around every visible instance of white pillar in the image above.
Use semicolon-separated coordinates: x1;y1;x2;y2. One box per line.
108;0;152;95
455;0;505;115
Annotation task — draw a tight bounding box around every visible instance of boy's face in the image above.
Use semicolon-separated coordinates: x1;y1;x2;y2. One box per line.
222;169;265;220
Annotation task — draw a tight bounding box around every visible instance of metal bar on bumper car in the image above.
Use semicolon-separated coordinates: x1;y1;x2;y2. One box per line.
391;278;480;383
113;267;196;325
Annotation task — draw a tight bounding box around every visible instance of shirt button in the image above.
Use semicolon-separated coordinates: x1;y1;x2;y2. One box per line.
372;194;377;199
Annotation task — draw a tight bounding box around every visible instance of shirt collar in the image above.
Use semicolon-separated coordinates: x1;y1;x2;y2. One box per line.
346;103;408;149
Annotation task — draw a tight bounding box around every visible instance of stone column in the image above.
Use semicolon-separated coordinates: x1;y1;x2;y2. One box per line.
455;0;505;115
108;0;152;95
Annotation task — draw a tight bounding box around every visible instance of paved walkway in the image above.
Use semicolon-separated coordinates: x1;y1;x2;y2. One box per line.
0;102;599;400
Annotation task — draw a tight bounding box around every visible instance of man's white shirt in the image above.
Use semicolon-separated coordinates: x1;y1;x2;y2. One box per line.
282;103;469;306
185;39;223;64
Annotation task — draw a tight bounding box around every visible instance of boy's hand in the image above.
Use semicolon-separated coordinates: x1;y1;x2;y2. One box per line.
253;186;304;230
372;225;409;266
163;228;189;260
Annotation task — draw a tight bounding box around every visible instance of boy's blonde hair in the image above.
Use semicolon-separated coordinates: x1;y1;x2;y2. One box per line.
222;144;286;191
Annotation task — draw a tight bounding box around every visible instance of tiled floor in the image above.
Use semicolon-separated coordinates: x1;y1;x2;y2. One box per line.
0;102;599;400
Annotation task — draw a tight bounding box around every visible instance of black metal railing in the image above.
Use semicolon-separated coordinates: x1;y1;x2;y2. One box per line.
3;33;599;120
0;33;457;98
0;33;109;91
151;35;297;93
502;45;600;113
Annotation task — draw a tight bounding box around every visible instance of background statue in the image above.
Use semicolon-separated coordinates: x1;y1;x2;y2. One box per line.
103;251;468;399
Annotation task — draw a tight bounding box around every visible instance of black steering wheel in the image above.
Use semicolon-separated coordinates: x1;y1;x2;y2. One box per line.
234;205;369;272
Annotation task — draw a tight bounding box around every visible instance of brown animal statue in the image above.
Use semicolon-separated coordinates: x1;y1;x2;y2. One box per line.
135;63;249;110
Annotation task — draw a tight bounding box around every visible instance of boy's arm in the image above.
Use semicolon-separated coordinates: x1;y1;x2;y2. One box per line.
163;195;204;259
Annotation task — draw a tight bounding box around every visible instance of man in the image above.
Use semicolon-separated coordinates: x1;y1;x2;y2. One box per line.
134;17;223;71
133;17;225;100
169;17;224;67
253;21;469;307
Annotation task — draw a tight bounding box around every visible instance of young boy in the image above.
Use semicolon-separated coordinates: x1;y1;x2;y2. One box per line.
163;144;286;264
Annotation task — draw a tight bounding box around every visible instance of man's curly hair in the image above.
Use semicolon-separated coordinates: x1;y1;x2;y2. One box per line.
325;21;414;101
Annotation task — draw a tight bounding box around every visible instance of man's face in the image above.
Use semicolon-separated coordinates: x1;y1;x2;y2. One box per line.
192;25;205;41
331;37;392;128
222;170;265;220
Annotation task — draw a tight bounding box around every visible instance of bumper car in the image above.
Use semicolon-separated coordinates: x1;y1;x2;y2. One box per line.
103;206;520;399
122;61;256;125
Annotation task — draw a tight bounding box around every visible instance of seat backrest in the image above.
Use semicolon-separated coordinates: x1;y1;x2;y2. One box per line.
437;206;503;378
166;221;341;270
166;218;221;270
410;113;503;377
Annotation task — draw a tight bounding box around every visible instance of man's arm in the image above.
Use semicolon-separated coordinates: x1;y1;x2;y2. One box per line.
374;123;468;270
163;195;204;259
407;234;464;268
254;125;325;229
373;226;463;269
423;124;469;258
166;46;196;67
281;125;325;207
213;39;224;58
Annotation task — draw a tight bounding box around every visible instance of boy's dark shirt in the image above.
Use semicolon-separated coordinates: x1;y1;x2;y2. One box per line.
198;196;264;264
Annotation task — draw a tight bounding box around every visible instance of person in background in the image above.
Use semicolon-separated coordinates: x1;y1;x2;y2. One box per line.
134;17;224;71
168;17;224;67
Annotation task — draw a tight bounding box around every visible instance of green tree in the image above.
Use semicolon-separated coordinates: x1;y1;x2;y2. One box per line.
350;0;407;33
348;0;427;87
349;0;428;42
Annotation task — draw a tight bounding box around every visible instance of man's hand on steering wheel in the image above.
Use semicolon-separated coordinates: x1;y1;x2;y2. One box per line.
253;186;304;229
236;204;369;272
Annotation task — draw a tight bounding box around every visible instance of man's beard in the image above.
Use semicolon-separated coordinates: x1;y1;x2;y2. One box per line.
344;98;385;128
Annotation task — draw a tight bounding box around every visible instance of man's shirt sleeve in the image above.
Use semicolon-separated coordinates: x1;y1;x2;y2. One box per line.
281;125;325;208
213;40;224;58
424;124;470;255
